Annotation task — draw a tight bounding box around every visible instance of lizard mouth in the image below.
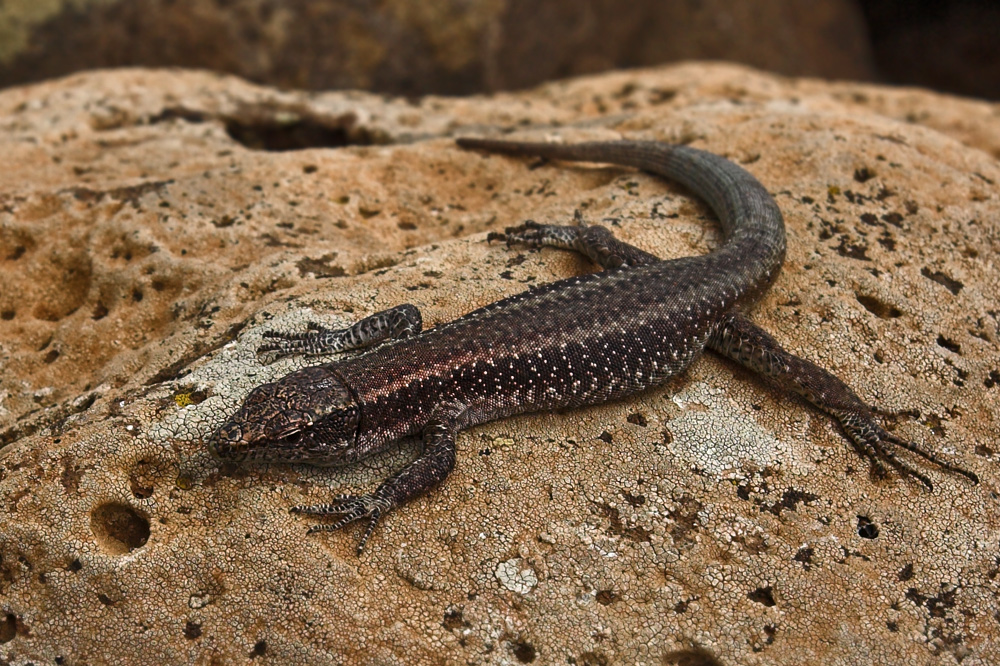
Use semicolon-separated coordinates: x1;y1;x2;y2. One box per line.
207;435;234;461
207;421;251;462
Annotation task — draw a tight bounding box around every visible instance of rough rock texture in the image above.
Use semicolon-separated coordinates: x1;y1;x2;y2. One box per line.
0;0;875;94
1;64;999;665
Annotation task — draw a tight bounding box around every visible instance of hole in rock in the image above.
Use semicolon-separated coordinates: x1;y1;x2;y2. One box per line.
662;647;724;666
511;640;536;663
857;515;879;539
920;267;963;295
90;502;150;554
225;116;374;152
748;586;776;607
184;621;202;640
856;294;901;319
936;335;961;354
0;614;16;643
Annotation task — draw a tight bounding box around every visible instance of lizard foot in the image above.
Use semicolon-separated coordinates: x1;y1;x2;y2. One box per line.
257;304;422;361
258;322;337;358
839;408;979;491
291;494;393;555
487;219;581;249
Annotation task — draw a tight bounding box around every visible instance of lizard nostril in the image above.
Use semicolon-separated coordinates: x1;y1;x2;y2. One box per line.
208;423;244;458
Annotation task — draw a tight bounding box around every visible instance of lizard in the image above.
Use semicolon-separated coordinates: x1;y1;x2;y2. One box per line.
208;137;979;554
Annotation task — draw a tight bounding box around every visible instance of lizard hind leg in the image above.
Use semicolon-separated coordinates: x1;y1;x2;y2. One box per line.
489;210;661;270
708;311;979;489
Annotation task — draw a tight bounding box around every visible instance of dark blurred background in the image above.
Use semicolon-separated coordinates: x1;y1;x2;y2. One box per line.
0;0;996;100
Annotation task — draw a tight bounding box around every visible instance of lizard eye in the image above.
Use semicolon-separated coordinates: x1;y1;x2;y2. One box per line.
266;410;315;441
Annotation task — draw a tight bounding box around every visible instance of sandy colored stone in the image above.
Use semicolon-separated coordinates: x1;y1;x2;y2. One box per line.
1;64;999;664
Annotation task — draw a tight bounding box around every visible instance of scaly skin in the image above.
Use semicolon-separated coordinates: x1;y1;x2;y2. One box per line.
209;138;978;554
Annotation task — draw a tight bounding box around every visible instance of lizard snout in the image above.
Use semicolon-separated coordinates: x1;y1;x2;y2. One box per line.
208;421;244;460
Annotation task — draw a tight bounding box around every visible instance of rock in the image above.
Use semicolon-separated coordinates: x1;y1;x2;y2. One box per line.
1;64;998;665
0;0;874;94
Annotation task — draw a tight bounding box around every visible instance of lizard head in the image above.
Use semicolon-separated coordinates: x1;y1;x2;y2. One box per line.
208;366;360;465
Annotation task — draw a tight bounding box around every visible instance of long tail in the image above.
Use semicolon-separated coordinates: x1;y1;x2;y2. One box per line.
457;136;787;300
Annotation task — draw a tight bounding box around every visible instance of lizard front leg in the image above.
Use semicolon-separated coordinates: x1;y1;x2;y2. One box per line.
258;303;422;359
291;404;464;554
490;210;661;269
708;311;979;489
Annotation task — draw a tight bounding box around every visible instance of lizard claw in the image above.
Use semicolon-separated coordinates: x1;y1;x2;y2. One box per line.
291;494;393;554
839;408;979;490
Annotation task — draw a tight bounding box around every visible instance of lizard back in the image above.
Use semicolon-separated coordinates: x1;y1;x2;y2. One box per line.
332;140;787;447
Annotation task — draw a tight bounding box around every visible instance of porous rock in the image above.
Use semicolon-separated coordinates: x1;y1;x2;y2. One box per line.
1;65;998;665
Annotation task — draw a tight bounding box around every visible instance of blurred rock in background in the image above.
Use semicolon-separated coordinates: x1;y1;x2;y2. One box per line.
0;0;996;99
0;0;875;94
860;0;1000;101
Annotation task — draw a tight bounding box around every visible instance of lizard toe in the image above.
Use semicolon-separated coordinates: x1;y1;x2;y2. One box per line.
296;494;389;554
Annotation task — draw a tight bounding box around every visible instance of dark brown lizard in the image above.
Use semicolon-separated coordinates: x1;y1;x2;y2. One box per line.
209;138;978;554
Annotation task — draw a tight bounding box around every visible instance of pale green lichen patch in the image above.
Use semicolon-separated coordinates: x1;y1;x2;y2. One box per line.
668;381;803;476
495;558;538;594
